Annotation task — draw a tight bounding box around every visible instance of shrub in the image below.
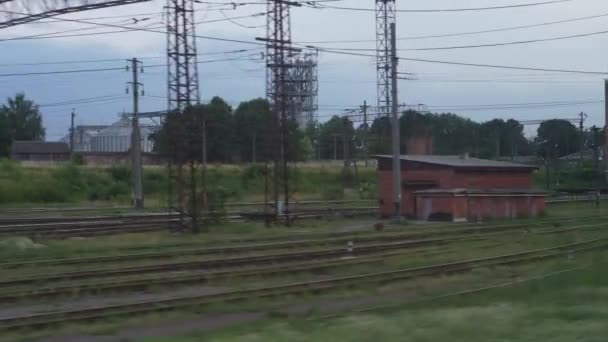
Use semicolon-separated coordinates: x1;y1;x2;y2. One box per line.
108;166;131;183
322;185;344;200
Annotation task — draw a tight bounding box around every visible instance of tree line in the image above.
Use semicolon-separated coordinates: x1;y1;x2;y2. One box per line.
0;92;597;164
154;97;596;164
0;93;45;157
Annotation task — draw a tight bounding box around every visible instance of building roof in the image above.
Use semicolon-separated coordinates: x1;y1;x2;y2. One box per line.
375;154;537;170
414;188;547;195
11;141;70;154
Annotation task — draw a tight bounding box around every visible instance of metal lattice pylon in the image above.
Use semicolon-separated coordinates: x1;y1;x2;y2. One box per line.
264;0;294;224
167;0;200;113
265;0;292;117
287;49;319;128
375;0;395;118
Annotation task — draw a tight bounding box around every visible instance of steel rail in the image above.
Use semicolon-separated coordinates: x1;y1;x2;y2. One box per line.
0;238;605;330
0;239;524;302
2;216;605;271
2;220;606;290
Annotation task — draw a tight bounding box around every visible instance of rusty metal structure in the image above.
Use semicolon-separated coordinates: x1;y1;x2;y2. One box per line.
166;0;200;113
375;0;396;118
287;49;319;128
165;0;201;230
261;0;302;224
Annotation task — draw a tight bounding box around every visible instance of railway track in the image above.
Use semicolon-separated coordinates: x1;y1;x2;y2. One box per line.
0;208;377;238
0;237;526;303
0;237;604;330
1;220;605;299
2;215;605;272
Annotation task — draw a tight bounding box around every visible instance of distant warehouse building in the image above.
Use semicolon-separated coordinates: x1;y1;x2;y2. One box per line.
376;154;546;221
11;141;70;162
90;117;155;153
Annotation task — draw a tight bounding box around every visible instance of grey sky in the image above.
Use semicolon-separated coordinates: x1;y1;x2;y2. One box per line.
0;0;606;140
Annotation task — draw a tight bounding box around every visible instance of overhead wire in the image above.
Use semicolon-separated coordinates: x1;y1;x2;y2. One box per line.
0;9;267;46
0;12;268;42
308;0;575;13
308;47;608;75
298;11;608;43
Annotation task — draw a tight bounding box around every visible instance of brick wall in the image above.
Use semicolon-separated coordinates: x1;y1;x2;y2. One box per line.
451;170;532;188
377;158;539;218
414;194;546;221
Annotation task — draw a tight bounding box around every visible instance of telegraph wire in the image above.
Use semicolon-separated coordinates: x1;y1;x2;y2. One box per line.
310;28;608;52
0;12;268;43
309;0;575;13
308;47;608;75
298;11;608;43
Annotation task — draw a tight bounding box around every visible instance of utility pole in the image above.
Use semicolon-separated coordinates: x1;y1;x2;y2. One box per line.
252;132;257;163
605;79;608;183
128;58;144;209
362;100;369;167
343;117;351;170
390;22;401;218
579;111;587;165
333;134;339;160
69;109;75;155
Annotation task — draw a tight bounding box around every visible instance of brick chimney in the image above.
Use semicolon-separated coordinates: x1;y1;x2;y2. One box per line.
406;136;433;155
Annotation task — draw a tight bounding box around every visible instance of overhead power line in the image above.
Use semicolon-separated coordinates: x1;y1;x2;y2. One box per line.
313;27;608;52
0;55;261;77
310;48;608;75
0;12;268;43
0;67;125;77
297;11;608;44
404;28;608;51
311;0;574;13
0;48;260;67
39;94;126;108
0;9;267;46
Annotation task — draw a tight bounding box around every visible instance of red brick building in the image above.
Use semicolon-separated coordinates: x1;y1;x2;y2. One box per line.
377;155;546;221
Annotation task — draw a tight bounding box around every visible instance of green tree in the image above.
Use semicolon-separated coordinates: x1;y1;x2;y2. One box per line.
233;98;273;163
2;93;45;141
0;111;9;157
536;119;579;158
368;116;391;155
429;113;479;155
318;116;354;160
204;97;234;163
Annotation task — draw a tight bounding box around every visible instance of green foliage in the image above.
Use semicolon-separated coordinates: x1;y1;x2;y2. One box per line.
536;119;580;158
108;165;131;183
322;184;345;200
206;184;230;223
241;164;266;190
234;98;273;163
0;93;46;157
71;153;85;165
0;112;9;157
317;116;355;160
368;111;533;158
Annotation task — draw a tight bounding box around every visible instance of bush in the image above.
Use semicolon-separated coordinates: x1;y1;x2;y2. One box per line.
241;164;266;190
143;170;167;195
51;163;87;194
108;166;131;183
71;153;85;165
206;185;230;223
322;185;344;200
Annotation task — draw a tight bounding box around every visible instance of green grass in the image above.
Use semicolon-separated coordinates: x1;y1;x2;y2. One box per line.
0;160;377;205
142;255;608;342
